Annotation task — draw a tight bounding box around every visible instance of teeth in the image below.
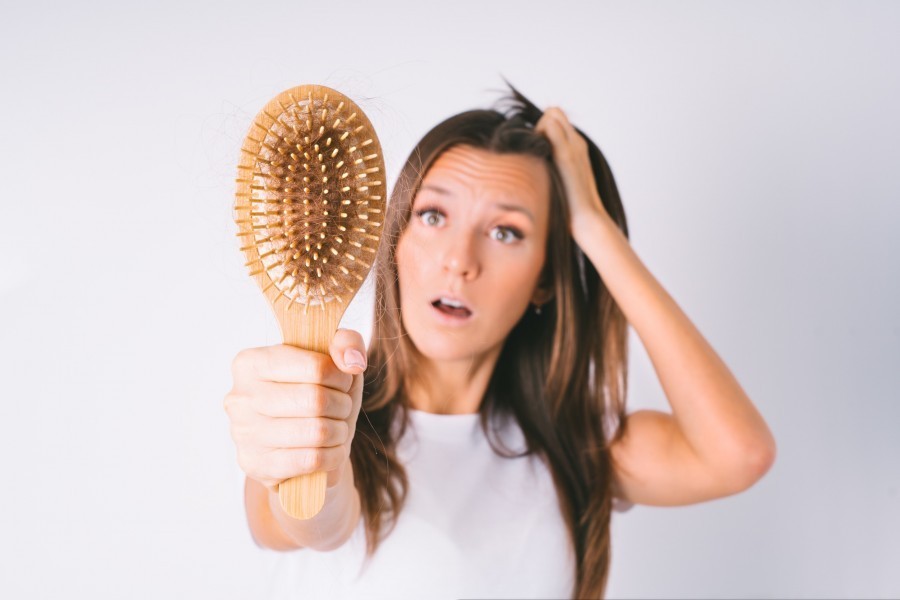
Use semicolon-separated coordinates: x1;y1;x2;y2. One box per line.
440;297;465;308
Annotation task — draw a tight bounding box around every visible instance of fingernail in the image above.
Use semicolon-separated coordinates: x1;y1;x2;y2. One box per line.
343;348;366;370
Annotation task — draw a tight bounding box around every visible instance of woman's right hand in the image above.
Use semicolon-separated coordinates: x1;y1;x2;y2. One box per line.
223;329;367;493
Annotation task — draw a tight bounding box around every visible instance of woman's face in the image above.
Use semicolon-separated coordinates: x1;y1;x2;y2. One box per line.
396;144;551;365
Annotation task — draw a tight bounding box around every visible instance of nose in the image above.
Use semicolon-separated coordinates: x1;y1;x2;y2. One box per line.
440;232;480;280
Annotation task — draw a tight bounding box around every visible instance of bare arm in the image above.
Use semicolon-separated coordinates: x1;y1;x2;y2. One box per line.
245;460;361;551
576;212;777;503
536;106;776;506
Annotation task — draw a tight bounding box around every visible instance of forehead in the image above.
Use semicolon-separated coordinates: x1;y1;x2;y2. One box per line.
420;145;550;206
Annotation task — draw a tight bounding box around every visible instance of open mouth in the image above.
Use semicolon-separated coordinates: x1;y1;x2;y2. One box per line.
431;297;473;318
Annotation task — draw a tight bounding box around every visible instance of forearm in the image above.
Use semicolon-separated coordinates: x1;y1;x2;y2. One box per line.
245;461;361;552
573;209;776;473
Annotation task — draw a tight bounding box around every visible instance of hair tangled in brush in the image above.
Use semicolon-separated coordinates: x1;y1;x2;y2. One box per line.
351;78;631;599
235;85;386;309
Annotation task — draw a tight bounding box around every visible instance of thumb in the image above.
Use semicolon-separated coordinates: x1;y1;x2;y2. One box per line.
329;328;368;376
329;329;366;439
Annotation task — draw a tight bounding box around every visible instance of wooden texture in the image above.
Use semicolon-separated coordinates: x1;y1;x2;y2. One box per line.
273;300;342;520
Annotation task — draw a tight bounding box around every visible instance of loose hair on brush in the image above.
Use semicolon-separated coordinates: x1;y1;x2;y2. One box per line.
349;79;631;599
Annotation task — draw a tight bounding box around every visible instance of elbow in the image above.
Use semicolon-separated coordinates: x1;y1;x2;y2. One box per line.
748;440;777;481
730;437;777;493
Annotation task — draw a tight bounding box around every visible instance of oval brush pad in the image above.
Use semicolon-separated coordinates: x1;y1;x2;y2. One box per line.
234;84;386;520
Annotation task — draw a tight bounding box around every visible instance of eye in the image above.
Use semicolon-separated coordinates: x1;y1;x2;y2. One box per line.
414;208;446;227
490;226;523;244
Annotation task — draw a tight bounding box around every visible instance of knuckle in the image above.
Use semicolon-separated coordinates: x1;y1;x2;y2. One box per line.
309;419;329;445
235;449;254;474
223;391;249;416
310;386;329;415
223;392;236;416
264;451;288;479
228;422;242;443
302;449;322;471
233;347;261;374
243;419;261;441
336;420;350;444
284;451;302;475
229;419;253;444
341;372;354;392
236;458;249;475
297;385;326;415
262;346;278;377
309;354;328;382
230;350;247;376
336;392;353;419
329;446;347;471
234;347;266;382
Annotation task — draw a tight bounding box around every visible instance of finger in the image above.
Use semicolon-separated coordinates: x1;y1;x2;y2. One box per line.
551;110;588;152
537;111;569;144
236;345;353;390
329;328;368;375
557;115;584;146
346;373;365;433
325;460;347;489
547;107;580;141
265;445;349;479
547;106;570;121
552;113;573;141
535;109;560;135
348;371;364;406
260;416;350;449
250;382;352;419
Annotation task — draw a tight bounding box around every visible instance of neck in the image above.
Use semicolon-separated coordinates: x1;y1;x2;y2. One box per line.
406;346;502;415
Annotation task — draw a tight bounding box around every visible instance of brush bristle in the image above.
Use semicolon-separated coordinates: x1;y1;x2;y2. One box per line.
234;86;385;310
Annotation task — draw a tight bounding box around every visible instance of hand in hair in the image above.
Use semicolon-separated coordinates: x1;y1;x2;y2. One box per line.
535;107;611;225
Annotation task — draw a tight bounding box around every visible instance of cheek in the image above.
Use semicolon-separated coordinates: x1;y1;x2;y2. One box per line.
395;232;426;308
495;244;545;286
499;261;543;307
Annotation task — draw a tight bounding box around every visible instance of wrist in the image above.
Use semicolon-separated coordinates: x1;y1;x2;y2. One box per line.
570;205;615;242
267;462;360;551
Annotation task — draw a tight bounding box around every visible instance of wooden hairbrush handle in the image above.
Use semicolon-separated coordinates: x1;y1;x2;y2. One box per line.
234;84;386;520
275;303;343;520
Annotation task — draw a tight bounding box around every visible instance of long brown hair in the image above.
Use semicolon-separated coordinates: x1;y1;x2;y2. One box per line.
349;81;631;599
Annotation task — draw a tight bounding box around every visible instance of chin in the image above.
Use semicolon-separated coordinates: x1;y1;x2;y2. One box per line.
408;330;476;361
403;316;506;365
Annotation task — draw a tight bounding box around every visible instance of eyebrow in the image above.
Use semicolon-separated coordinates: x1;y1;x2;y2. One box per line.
418;184;535;223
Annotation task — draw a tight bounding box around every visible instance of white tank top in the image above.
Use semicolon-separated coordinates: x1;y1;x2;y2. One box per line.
261;407;631;599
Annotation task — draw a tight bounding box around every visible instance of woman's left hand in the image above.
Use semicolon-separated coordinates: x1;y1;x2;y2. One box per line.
535;107;611;226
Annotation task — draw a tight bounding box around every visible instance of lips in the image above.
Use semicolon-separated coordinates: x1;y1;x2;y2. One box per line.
430;295;473;318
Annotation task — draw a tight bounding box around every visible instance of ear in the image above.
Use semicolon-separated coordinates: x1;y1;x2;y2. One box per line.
531;260;555;305
531;284;554;306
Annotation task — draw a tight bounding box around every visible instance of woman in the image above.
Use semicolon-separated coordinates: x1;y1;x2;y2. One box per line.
224;83;777;599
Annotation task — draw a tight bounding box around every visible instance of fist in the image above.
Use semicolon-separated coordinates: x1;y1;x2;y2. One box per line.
223;329;367;492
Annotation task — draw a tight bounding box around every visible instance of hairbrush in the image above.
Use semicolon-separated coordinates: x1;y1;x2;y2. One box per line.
234;84;386;520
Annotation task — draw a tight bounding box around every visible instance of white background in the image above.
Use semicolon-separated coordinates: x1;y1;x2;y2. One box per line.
1;1;898;597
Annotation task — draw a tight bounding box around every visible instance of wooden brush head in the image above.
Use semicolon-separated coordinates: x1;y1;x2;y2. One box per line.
234;84;386;321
